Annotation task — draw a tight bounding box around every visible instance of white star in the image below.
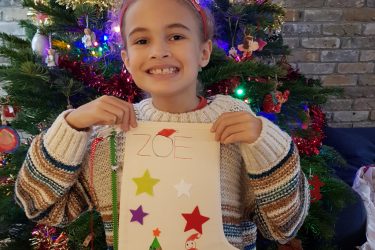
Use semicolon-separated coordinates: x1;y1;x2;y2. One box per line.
174;179;192;198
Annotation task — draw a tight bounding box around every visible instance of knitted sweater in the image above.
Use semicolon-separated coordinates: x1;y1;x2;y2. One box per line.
15;95;309;249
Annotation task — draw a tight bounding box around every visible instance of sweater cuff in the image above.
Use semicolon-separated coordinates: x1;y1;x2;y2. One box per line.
43;110;91;166
239;116;291;175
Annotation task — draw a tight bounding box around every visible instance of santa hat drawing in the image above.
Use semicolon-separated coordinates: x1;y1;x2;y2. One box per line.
185;233;200;250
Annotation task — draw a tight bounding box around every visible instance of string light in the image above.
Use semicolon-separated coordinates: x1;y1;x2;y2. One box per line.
235;87;245;97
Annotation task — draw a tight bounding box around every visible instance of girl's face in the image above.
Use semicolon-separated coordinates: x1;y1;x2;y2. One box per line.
121;0;212;99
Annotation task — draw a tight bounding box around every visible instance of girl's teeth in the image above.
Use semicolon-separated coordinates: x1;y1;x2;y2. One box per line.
150;68;177;74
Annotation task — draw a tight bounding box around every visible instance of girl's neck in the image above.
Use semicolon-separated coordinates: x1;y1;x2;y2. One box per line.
151;93;200;114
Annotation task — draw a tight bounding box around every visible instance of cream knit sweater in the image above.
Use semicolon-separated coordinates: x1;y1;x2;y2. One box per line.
15;95;309;249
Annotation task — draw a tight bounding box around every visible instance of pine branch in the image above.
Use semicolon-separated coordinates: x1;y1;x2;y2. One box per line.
200;61;284;86
0;32;30;49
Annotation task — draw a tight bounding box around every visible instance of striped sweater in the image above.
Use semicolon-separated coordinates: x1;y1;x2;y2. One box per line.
15;95;309;249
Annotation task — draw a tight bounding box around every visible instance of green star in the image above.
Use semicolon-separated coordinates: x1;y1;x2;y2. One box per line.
132;169;160;196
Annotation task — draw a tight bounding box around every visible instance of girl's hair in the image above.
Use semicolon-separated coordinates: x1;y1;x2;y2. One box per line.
119;0;215;47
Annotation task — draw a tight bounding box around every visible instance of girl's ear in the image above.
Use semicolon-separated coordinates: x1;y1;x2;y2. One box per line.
121;49;131;73
200;39;213;68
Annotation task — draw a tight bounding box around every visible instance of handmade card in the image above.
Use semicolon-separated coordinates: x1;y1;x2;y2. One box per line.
118;121;238;249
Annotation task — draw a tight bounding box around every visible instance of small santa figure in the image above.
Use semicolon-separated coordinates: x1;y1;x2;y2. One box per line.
185;233;200;250
82;28;97;48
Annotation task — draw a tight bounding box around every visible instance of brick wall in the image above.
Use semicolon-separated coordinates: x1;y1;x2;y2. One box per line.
273;0;375;127
1;1;374;127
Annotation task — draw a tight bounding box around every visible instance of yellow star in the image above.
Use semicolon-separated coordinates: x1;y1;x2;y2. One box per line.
132;169;160;196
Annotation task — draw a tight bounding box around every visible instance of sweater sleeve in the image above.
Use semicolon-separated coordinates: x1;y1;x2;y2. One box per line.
239;116;310;243
14;110;94;227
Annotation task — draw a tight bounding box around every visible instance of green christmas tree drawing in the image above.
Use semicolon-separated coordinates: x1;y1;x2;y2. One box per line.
149;228;162;250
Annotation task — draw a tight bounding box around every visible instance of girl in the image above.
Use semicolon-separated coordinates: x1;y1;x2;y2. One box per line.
15;0;309;249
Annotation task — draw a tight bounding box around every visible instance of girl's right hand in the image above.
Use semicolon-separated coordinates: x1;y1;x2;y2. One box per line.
65;95;137;132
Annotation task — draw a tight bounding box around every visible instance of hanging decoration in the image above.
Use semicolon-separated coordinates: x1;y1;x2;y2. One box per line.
0;126;20;153
30;224;69;250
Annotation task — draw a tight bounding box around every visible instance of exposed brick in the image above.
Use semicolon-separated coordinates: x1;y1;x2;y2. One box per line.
344;86;375;98
333;111;369;122
322;24;362;36
341;37;375;49
0;7;27;21
321;74;358;86
360;50;375;61
368;0;375;7
284;9;303;22
282;23;321;36
325;0;365;7
298;63;335;74
338;63;374;73
327;122;353;128
287;49;320;62
358;74;375;85
0;0;22;7
353;98;375;110
283;37;300;48
271;0;325;7
301;37;340;48
371;111;375;120
363;23;375;35
323;99;352;111
353;121;375;127
324;111;334;121
343;8;375;22
0;22;24;36
304;9;342;22
321;50;359;62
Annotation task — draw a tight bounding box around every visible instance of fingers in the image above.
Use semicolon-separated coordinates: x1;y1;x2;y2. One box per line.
211;112;261;144
95;96;138;131
211;112;249;140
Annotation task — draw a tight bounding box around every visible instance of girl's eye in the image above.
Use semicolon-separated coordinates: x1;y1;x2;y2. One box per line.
135;39;147;45
170;35;184;41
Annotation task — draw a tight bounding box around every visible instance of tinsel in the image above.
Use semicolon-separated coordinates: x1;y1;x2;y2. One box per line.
292;106;326;156
55;0;120;11
58;56;143;103
30;224;69;250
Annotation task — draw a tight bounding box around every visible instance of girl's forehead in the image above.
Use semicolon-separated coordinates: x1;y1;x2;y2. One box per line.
124;0;197;31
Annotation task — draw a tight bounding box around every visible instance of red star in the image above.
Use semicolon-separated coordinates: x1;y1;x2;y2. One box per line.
153;228;161;237
182;206;209;234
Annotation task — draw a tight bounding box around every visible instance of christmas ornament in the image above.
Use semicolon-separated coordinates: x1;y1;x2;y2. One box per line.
45;48;57;67
55;0;118;10
0;104;17;125
31;30;49;58
256;38;267;51
262;90;290;113
237;35;259;61
30;224;69;250
82;28;97;48
308;175;325;203
228;47;240;61
0;126;20;153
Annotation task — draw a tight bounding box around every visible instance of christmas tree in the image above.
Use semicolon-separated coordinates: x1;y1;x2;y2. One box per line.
0;0;355;249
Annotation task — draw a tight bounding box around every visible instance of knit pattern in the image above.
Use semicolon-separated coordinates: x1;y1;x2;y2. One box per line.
15;95;309;249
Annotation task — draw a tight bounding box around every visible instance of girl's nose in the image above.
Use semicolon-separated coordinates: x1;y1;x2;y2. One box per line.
150;41;171;59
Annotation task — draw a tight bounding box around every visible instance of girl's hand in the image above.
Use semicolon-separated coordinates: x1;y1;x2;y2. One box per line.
211;112;262;144
65;95;137;132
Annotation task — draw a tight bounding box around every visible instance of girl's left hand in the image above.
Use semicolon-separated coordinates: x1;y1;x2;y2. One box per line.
211;112;262;144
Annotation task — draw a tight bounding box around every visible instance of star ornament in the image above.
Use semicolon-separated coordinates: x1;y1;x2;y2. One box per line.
130;205;148;225
153;228;161;237
132;169;160;196
182;206;210;234
174;179;192;198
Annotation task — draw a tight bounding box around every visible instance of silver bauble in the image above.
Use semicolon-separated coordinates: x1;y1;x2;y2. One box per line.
31;30;49;58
